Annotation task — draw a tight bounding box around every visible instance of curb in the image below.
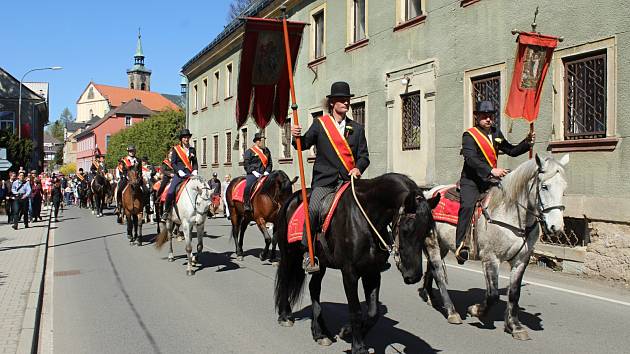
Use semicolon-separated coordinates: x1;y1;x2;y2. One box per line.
16;207;52;354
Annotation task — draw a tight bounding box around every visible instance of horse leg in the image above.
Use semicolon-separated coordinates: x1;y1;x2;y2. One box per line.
167;221;175;262
361;272;382;336
505;260;531;340
342;270;368;354
270;229;278;263
192;222;205;266
184;222;194;276
309;267;333;346
126;215;133;243
137;213;143;246
468;258;500;319
423;237;462;324
257;219;271;261
236;218;248;261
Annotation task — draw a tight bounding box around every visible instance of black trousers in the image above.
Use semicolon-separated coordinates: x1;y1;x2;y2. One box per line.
243;174;258;202
53;201;61;219
455;179;482;248
301;182;339;247
13;198;29;227
5;198;14;223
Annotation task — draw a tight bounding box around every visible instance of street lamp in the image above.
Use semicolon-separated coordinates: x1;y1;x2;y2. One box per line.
18;66;63;139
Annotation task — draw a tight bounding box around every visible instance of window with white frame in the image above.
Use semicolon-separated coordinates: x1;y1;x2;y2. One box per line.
352;0;367;43
125;116;132;127
401;0;422;22
226;63;233;98
202;78;208;108
312;9;325;59
225;131;232;164
105;134;111;150
202;137;207;166
213;135;219;165
401;91;421;150
471;72;501;130
0;112;15;132
350;101;366;125
193;84;198;111
213;71;220;103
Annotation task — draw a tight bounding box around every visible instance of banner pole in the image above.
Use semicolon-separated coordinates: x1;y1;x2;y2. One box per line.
281;10;315;268
529;122;534;159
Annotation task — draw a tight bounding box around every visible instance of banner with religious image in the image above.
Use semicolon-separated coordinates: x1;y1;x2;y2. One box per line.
236;17;306;128
505;32;559;122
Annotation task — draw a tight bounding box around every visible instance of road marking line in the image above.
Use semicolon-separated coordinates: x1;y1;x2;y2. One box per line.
446;264;630;307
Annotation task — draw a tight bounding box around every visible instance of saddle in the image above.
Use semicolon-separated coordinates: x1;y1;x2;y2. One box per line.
287;182;351;244
159;178;190;204
231;176;268;203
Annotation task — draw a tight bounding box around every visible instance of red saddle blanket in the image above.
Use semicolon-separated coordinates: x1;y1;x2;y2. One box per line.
431;185;484;226
231;176;267;203
287;182;351;244
159;178;190;204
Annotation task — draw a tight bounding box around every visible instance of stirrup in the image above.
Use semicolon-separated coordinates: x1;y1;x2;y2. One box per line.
302;253;320;273
455;244;469;265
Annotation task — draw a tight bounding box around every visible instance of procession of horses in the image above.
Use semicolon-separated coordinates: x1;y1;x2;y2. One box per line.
78;123;569;354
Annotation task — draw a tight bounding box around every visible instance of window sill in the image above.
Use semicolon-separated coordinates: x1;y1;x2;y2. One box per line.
278;158;293;164
212;101;220;107
211;163;220;168
224;96;233;101
460;0;481;7
224;163;232;167
393;15;427;32
201;164;208;169
238;161;244;167
307;156;315;163
308;56;326;68
547;137;620;153
192;110;198;115
345;38;369;53
201;107;208;112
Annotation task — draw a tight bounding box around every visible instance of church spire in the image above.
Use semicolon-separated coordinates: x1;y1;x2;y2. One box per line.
134;28;144;65
127;28;151;91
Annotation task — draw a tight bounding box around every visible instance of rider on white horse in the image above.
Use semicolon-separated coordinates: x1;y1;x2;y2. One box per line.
161;129;198;221
455;100;535;264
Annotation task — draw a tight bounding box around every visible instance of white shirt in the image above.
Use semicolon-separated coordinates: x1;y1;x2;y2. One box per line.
333;116;346;136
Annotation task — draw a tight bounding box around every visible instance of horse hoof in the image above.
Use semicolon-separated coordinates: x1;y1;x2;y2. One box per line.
168;257;174;262
339;324;352;339
236;256;244;262
418;288;431;304
510;329;531;341
186;270;194;276
278;319;294;327
316;338;333;346
447;313;463;325
467;304;483;318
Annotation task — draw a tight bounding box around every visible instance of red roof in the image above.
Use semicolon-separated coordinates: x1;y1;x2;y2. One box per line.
93;84;180;111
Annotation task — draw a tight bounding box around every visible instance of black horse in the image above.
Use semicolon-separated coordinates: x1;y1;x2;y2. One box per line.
274;173;440;354
90;173;109;217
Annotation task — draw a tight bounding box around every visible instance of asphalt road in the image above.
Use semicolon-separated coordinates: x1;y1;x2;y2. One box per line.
49;206;630;354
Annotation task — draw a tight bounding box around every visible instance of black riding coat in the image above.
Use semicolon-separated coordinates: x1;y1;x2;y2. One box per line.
293;117;369;188
460;127;531;189
170;145;198;176
243;146;272;175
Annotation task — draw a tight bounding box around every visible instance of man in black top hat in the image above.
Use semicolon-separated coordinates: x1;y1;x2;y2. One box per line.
161;129;198;221
242;132;272;212
116;145;139;212
291;81;370;272
455;100;535;264
90;153;105;175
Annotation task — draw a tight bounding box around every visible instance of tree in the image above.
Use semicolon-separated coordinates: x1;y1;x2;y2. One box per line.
59;162;76;176
227;0;257;21
53;145;64;166
46;120;65;142
0;129;33;172
105;109;185;168
59;107;74;125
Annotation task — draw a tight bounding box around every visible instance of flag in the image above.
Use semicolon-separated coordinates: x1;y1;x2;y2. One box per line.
236;17;306;128
505;32;559;122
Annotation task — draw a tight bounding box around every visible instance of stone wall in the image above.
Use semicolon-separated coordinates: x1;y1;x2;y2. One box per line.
583;222;630;284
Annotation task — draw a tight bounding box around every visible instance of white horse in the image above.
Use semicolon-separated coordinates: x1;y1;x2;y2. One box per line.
420;154;569;340
155;176;214;276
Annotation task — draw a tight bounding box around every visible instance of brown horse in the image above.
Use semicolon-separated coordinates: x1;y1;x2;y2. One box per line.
226;170;297;261
121;168;144;246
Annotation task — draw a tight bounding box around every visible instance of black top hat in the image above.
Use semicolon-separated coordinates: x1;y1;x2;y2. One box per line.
95;153;101;158
127;145;136;151
474;100;496;115
179;128;192;138
212;172;218;177
327;81;354;98
78;168;84;172
253;133;265;142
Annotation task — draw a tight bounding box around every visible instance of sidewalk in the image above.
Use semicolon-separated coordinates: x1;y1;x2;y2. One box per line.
0;209;51;354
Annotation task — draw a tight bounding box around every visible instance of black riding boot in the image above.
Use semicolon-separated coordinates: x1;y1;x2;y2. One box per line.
161;198;173;222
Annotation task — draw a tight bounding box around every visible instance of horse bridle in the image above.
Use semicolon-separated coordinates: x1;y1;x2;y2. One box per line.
390;206;418;270
184;177;214;217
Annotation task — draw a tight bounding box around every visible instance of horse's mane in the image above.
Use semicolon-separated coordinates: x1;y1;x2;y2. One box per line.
357;173;417;208
487;156;566;211
260;170;290;195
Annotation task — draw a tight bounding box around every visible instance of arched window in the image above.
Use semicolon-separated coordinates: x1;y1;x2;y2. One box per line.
89;109;93;118
130;83;134;89
87;87;94;99
140;83;146;91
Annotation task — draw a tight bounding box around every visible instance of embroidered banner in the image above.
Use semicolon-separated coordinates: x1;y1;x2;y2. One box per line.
319;115;356;172
466;127;497;168
236;17;307;128
505;32;559;122
250;145;268;168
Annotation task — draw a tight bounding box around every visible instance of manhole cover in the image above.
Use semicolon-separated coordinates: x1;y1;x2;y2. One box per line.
54;270;81;277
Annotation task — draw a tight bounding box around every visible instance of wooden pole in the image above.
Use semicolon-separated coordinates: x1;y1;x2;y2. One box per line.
281;11;315;267
529;122;534;159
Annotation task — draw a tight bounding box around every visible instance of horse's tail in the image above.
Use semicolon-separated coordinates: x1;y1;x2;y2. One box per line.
274;193;306;312
155;223;169;250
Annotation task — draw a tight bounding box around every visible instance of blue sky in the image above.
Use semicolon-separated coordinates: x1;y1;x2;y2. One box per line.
3;0;233;121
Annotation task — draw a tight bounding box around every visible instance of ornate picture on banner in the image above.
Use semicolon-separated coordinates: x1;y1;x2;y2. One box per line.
520;45;547;89
251;31;285;85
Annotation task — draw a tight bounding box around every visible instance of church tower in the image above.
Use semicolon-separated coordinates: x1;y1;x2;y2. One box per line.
127;29;152;91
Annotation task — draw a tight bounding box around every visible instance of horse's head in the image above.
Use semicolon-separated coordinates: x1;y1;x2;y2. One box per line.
394;189;441;285
189;176;214;216
534;153;569;235
127;168;143;191
261;170;298;204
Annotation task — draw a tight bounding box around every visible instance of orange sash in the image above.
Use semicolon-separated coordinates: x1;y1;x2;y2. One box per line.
123;157;133;168
466;127;497;168
77;174;85;181
92;161;100;170
173;145;193;172
319;115;355;172
162;158;173;169
250;145;268;168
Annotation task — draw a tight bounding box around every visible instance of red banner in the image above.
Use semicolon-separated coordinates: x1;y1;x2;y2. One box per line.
236;17;306;128
505;32;559;122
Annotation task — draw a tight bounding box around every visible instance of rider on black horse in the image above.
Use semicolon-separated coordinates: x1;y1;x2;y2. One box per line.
291;81;370;273
242;133;273;212
116;145;139;212
140;155;155;215
454;100;535;264
156;150;174;206
161;129;198;221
